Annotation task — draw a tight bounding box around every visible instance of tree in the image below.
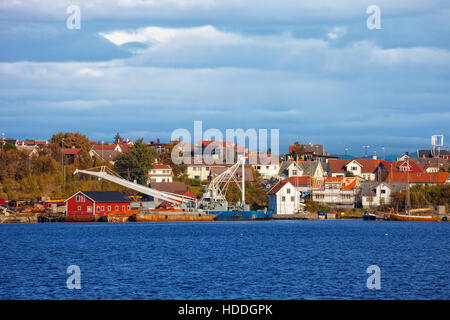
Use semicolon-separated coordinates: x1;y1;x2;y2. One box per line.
3;143;16;152
290;141;305;160
114;133;123;143
50;132;91;152
114;138;155;185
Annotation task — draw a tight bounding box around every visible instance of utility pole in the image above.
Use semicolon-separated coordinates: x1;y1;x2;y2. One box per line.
1;132;4;152
61;138;65;193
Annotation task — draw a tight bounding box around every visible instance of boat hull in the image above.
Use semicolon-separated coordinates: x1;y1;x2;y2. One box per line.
390;214;440;222
135;212;216;222
209;210;272;221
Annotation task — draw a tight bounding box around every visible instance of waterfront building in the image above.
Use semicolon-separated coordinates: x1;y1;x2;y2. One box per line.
66;191;131;222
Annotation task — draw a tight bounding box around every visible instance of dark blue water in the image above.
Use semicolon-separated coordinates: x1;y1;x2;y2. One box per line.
0;220;448;300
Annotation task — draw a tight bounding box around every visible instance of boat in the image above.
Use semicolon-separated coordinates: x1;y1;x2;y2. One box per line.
211;210;271;221
362;210;377;221
135;211;215;222
389;213;440;222
201;157;271;221
388;160;440;222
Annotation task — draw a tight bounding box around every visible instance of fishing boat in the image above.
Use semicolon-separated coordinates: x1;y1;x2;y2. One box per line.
201;157;271;221
389;213;440;222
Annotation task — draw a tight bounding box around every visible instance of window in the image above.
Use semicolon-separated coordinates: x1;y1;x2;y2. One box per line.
127;206;130;210
291;196;295;202
194;176;200;180
97;206;100;212
115;205;119;211
282;196;286;202
122;205;125;210
352;166;357;171
287;189;291;194
381;189;386;194
292;170;297;176
101;206;104;211
81;195;85;202
76;195;80;202
108;206;111;211
77;206;81;211
87;206;92;212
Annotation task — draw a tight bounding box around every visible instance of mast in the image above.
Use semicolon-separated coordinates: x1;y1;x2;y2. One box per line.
406;158;411;214
241;156;245;206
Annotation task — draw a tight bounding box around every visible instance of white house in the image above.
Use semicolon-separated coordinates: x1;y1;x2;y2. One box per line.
361;182;392;208
278;161;326;179
252;161;279;179
268;180;305;215
147;164;173;183
312;177;358;208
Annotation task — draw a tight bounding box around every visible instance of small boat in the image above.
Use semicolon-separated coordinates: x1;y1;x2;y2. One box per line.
362;211;377;221
389;213;440;222
211;210;271;221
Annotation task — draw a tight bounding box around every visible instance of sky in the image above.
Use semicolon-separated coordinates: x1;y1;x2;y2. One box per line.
0;0;449;157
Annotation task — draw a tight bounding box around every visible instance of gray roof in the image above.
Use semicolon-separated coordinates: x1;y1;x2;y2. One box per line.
82;191;130;203
360;181;405;196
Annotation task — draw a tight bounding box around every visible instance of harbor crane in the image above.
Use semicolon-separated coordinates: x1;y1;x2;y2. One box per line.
73;166;197;207
200;157;246;210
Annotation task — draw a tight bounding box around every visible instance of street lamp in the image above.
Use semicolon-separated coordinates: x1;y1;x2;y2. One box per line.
363;145;370;158
381;146;385;160
344;148;348;159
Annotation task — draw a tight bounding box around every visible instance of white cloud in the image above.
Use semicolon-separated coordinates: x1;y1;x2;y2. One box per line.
327;26;347;40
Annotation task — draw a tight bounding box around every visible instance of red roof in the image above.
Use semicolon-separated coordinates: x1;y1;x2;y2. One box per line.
62;148;82;155
92;144;120;151
153;164;171;170
268;180;291;195
390;172;449;183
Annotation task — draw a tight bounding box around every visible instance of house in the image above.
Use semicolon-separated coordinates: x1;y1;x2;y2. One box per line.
268;180;304;215
147;164;173;183
252;161;279;179
388;171;450;186
278;160;327;179
360;182;395;208
185;163;219;181
211;165;254;182
418;149;450;160
149;182;190;206
62;147;82;164
311;177;358;208
66;191;131;222
16;145;39;158
327;158;383;181
17;140;48;147
89;143;123;163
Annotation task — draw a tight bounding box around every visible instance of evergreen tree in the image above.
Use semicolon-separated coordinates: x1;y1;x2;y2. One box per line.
114;138;155;185
114;133;123;143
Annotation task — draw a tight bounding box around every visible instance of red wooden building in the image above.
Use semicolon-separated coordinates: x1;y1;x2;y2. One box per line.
66;191;131;222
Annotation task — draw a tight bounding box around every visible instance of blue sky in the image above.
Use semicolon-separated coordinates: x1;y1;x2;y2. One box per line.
0;0;449;157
